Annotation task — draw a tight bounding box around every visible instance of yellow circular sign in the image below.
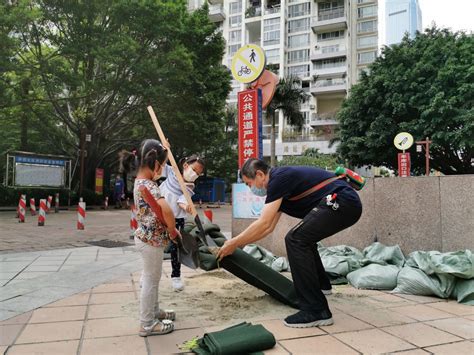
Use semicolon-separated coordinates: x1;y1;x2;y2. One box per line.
394;132;414;151
231;44;266;84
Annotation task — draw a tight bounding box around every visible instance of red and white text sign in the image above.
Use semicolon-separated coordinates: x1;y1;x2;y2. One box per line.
398;153;411;177
238;89;262;168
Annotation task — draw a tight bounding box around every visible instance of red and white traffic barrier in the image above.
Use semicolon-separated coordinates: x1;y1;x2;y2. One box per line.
18;194;26;223
203;209;213;224
130;204;138;233
77;201;86;230
30;198;36;216
54;193;59;213
46;195;53;213
104;196;109;210
38;199;47;226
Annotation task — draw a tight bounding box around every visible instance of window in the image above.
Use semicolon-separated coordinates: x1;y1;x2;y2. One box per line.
317;30;344;41
229;1;242;14
228;44;240;57
357;35;377;48
288;18;310;33
266;49;280;63
319;1;344;11
314;57;346;69
263;18;280;46
288;2;310;18
357;0;374;3
288;33;310;48
358;5;377;18
357;20;377;33
229;15;241;28
357;50;377;64
228;30;241;43
288;49;310;64
287;64;310;78
321;44;341;53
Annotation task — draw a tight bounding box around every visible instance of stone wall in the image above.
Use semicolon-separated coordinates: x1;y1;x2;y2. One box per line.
231;175;474;256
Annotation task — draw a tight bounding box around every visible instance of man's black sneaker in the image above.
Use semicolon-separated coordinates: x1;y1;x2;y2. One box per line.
284;311;334;328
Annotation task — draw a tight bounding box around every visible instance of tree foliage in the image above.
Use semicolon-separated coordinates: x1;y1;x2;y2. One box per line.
278;148;340;171
267;75;309;167
0;1;231;188
337;27;473;175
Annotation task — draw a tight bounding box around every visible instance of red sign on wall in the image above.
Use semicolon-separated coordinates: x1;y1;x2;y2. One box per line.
238;89;262;168
398;153;411;177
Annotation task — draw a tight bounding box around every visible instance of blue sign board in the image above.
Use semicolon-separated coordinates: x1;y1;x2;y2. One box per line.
15;156;66;166
232;183;265;219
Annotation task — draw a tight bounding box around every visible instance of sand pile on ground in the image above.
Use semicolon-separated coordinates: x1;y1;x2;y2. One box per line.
124;269;295;324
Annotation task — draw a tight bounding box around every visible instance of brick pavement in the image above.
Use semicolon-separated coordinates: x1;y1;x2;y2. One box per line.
0;205;232;254
1;261;472;354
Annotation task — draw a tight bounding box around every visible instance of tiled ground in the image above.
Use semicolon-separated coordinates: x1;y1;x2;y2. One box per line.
1;260;472;355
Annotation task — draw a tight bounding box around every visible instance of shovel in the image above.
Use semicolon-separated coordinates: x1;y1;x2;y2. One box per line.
138;185;200;269
146;106;217;262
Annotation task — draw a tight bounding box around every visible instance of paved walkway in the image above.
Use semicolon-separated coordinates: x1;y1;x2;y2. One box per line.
1;206;473;354
1;248;473;354
0;205;232;253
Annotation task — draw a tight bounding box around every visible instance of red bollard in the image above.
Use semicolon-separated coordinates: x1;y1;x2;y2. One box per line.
38;199;47;226
77;202;86;230
30;198;36;216
18;195;26;223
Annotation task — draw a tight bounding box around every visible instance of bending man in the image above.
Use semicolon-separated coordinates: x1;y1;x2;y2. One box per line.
217;158;362;328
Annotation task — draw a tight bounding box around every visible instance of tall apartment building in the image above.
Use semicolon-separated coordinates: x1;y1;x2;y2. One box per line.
189;0;379;159
385;0;422;46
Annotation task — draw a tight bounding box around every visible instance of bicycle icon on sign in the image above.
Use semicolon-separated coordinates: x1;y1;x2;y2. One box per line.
238;66;251;76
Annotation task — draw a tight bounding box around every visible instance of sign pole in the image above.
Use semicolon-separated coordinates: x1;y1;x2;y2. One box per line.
416;137;432;176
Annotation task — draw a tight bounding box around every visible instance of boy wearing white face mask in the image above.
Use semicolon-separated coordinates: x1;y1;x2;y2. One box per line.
159;155;205;291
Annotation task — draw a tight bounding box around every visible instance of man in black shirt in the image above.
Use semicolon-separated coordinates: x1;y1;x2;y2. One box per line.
217;158;362;328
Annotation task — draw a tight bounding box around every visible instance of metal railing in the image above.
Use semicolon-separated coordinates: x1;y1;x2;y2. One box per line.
317;7;345;21
312;78;346;88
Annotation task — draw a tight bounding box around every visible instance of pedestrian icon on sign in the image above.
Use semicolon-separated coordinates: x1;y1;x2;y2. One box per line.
249;49;256;63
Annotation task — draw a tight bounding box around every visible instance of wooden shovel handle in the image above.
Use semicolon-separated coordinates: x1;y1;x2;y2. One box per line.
147;106;198;218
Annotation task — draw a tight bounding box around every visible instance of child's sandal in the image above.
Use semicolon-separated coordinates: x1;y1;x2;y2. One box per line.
139;320;174;337
158;309;176;321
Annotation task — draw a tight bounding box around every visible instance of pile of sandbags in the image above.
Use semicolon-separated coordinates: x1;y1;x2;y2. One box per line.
318;242;474;305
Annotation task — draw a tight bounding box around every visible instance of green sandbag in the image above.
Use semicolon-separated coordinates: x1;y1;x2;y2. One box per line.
187;223;299;309
318;245;364;280
198;237;226;271
406;250;474;279
347;264;400;290
193;322;276;355
392;266;457;298
362;242;405;267
243;244;289;272
452;279;474;305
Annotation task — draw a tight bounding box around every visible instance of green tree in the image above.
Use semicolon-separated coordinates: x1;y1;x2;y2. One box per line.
0;1;230;189
206;105;238;189
337;27;473;175
267;76;309;167
278;148;340;171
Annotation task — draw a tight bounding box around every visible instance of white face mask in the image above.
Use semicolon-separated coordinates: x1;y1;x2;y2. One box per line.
183;167;199;182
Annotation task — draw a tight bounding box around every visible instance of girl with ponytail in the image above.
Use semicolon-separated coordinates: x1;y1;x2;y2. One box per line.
119;139;179;337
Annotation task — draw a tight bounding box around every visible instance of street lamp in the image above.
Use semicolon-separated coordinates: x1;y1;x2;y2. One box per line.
416;137;432;176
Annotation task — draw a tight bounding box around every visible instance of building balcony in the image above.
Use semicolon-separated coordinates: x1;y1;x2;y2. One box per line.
309;113;338;126
264;6;281;15
312;66;347;77
208;4;225;22
245;6;262;19
311;47;346;61
311;79;347;95
311;8;347;32
207;0;223;4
